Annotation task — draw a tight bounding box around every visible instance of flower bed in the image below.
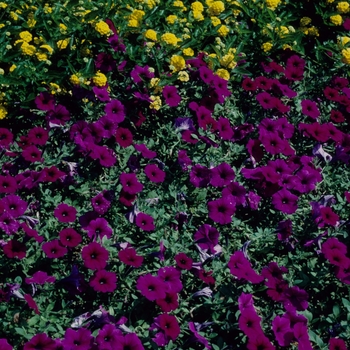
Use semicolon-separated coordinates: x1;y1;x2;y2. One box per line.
1;0;350;349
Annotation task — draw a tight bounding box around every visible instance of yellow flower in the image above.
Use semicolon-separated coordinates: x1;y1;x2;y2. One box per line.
95;21;111;35
40;44;54;54
36;52;48;61
191;1;204;12
193;10;204;20
93;72;107;87
339;36;350;46
128;19;140;27
342;48;350;64
178;71;190;82
330;14;343;25
149;95;162;110
21;42;36;56
283;44;292;50
182;34;191;40
216;68;230;80
49;83;61;94
265;0;281;10
217;25;230;37
9;64;16;72
166;15;178;24
261;42;273;52
144;29;157;41
220;54;236;68
150;78;160;88
161;33;181;46
43;4;53;14
211;16;221;26
57;39;69;50
183;47;194;56
307;26;319;36
326;0;335;2
70;74;81;85
10;11;19;21
27;18;36;28
170;55;186;72
208;1;225;15
0;105;7;120
0;24;5;29
300;17;312;26
144;0;156;9
0;69;4;75
337;2;349;13
173;1;187;10
59;23;68;33
19;31;33;43
130;9;145;20
0;2;7;8
277;26;289;37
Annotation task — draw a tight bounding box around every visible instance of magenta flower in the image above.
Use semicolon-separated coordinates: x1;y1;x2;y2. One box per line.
86;217;113;240
24;294;40;314
238;308;263;338
190;164;212;188
144;164;166;183
301;99;320;119
0;128;13;147
25;271;56;285
175;252;193;270
93;86;110;102
238;292;254;313
256;92;274;109
134;143;157;159
42;239;67;258
150;313;181;346
115;333;144;350
135;212;155;231
157;267;182;293
247;334;276;350
163;85;181;107
59;228;82;247
272;316;293;346
81;242;109;270
89;269;117;293
22;145;43;163
242;77;257;91
120;173;143;195
131;65;154;83
283;286;309;311
23;333;55;350
34;91;55;111
320;207;339;227
137;274;166;300
0;339;12;350
62;328;93;350
27;127;49;146
105;99;125;123
1;195;28;218
208;196;236;225
210;162;235;187
271;188;298;214
3;239;26;259
329;338;347;350
115;127;133;148
222;182;246;206
118;247;144;267
54;203;77;223
156;292;179;312
0;175;17;194
47;104;70;125
91;192;111;215
178;150;192;171
194;224;220;254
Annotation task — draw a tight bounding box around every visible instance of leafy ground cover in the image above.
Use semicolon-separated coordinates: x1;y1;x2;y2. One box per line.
1;0;350;349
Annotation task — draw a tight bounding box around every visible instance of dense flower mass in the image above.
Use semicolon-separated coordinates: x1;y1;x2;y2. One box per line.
1;0;350;348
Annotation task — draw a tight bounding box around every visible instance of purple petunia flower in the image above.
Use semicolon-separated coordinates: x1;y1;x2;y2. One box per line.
150;313;181;346
175;252;193;270
329;338;347;350
34;91;55;111
54;203;77;223
46;104;70;125
163;85;181;107
23;333;56;350
136;274;167;301
42;239;67;259
188;322;212;349
22;145;43;163
272;315;293;347
0;339;13;350
301;99;320;119
210;162;235;187
194;224;220;254
144;164;166;183
238;308;263;338
56;265;86;295
271;188;298;214
118;247;144;268
91;191;111;215
27;127;49;146
190;164;212;188
115;127;133;148
156;292;179;312
178;150;192;171
217;117;234;140
89;269;117;293
256;92;274;109
105;99;125;123
25;271;56;285
157;266;183;293
59;228;82;248
96;324;123;349
283;286;309;311
3;239;26;259
81;242;109;270
120;173;144;195
134;143;157;159
135;212;155;231
0;128;13;148
208;196;236;225
93;86;110;102
130;65;154;83
62;328;93;350
86;217;113;241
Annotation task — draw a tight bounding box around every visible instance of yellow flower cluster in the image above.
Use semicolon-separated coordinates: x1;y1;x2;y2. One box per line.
265;0;281;10
183;47;194;56
57;38;70;50
161;32;181;45
149;95;162;110
191;1;204;20
217;25;230;37
208;1;225;15
330;14;343;25
178;71;190;81
342;48;350;64
144;29;157;41
173;1;187;11
0;105;7;120
219;50;237;68
92;72;107;87
216;68;230;80
166;15;178;24
337;2;349;13
262;42;273;52
128;9;145;27
95;21;111;35
170;55;186;72
211;16;221;26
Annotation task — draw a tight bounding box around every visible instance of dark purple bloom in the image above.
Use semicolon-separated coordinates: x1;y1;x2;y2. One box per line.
35;91;55;111
3;239;26;259
150;313;181;346
54;203;77;223
0;212;20;235
217;117;234;140
301;99;320;119
283;286;309;311
130;65;154;83
86;217;113;240
158;267;182;293
136;274;166;300
0;128;13;148
47;104;70;125
24;294;40;314
23;333;55;350
118;247;144;267
56;265;87;294
25;271;56;285
256;92;274;109
175;252;193;270
27;127;49;146
93;86;110;102
272;315;293;346
81;242;109;270
188;322;212;349
96;324;123;349
178;150;192;171
134;143;157;159
238;308;263;338
238;292;254;312
62;328;93;350
115;127;133;148
190;164;212;188
163;85;181;107
174;117;195;131
329;338;348;350
91;192;111;215
222;182;246;206
271;188;298;214
43;166;65;183
135;212;155;231
156;292;179;312
89;269;117;293
194;224;220;254
208;196;236;225
0;339;12;350
22;145;43;163
95;52;116;72
247;334;276;350
144;164;166;183
210;162;235;187
42;239;67;258
120;173;143;195
105;99;125;123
